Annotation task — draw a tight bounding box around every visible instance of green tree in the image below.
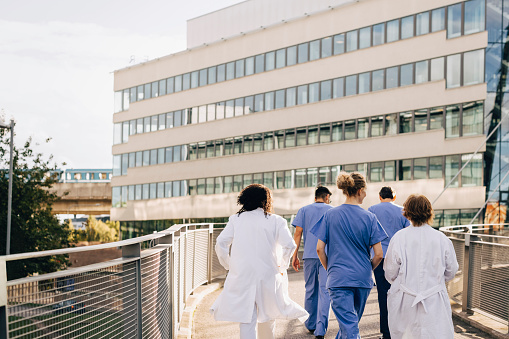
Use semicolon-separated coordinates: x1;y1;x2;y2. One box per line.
0;124;72;280
81;216;119;243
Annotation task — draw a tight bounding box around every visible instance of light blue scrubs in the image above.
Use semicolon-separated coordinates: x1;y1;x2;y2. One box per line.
368;202;410;257
311;204;387;339
292;202;332;336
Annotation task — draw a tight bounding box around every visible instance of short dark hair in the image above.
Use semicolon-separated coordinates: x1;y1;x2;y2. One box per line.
379;186;395;199
237;184;273;216
315;186;332;199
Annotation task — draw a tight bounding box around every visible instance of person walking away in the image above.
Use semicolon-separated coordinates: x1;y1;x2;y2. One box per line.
211;184;308;339
368;187;410;339
291;186;333;339
312;172;387;339
384;194;459;339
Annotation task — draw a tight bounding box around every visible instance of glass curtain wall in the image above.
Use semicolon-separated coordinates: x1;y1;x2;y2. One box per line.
485;0;509;223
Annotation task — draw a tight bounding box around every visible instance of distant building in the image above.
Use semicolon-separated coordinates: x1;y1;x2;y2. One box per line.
111;0;505;239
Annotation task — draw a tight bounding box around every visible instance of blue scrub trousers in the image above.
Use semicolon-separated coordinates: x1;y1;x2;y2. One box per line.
303;259;330;336
373;258;391;338
328;287;371;339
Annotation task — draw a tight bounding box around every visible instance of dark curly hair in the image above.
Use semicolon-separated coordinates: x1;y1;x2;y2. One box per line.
237;184;273;216
403;194;434;226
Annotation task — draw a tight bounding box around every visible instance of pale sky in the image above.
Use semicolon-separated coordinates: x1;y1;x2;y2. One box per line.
0;0;243;169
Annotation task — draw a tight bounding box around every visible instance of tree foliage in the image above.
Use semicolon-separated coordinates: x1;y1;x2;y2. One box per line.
0;124;72;280
79;216;119;243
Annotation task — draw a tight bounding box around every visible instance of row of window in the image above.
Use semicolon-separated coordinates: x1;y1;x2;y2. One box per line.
114;0;485;113
113;49;485;145
112;153;483;207
112;101;484;177
118;207;481;239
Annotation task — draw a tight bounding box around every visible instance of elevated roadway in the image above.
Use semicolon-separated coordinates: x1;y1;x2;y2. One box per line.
50;182;111;215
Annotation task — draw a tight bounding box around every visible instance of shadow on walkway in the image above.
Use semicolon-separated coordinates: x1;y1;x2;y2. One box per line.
193;270;492;338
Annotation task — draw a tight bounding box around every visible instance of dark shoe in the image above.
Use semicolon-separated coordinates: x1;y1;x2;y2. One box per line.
315;336;324;339
308;329;315;334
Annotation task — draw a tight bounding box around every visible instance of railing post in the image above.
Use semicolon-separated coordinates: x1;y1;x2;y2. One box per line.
207;223;214;284
0;258;8;339
462;234;471;313
122;243;142;339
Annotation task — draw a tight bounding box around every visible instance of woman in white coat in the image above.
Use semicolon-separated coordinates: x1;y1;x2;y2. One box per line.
384;194;459;339
211;184;308;339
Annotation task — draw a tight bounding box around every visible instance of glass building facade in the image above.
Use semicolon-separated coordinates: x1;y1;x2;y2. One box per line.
112;0;499;238
484;0;509;224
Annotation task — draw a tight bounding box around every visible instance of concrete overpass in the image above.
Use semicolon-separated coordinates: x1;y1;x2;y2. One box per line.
50;182;111;215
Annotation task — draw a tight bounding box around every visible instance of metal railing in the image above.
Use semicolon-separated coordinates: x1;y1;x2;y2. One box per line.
441;223;509;327
0;223;226;339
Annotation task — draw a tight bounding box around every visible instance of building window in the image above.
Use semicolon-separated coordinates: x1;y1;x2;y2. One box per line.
346;30;358;52
463;49;484;86
416;12;430;36
401;15;414;39
372;70;384;91
446;54;461;88
359;27;371;49
446;104;460;138
371;116;384;137
385;161;396;181
399;159;412;180
448;3;462;38
464;0;485;35
345;75;357;96
386;67;399;89
387;19;400;42
373;23;385;46
399;112;412;133
310;40;320;60
461;153;483;187
298;43;309;64
321;37;332;58
445;155;460;187
429;156;443;179
370;162;383;182
414;158;427;179
333;34;345;55
415;60;429;84
431;8;445;32
430;57;444;81
414;109;428;132
462;101;483;136
358;72;370;94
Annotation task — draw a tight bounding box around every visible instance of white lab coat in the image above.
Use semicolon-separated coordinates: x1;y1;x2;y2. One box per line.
384;224;459;339
211;208;308;323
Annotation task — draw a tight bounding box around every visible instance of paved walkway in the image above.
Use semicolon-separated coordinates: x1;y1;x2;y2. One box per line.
193;270;492;338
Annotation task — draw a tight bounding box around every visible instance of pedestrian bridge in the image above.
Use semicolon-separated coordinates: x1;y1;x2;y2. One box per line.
1;223;508;338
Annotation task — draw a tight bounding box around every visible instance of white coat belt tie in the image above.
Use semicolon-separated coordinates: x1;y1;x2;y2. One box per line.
399;284;444;313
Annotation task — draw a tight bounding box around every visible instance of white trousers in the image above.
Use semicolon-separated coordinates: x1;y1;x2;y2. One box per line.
239;303;275;339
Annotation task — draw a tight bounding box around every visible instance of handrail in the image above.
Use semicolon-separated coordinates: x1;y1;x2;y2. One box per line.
0;223;219;262
440;223;509;326
0;222;227;339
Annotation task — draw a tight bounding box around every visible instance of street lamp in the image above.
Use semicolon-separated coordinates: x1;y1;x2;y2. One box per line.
0;119;14;255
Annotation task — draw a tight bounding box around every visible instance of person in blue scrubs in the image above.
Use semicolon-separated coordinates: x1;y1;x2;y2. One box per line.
368;187;410;339
291;186;333;339
312;172;386;339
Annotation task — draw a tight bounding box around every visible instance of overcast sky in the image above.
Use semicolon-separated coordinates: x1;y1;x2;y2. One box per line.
0;0;243;169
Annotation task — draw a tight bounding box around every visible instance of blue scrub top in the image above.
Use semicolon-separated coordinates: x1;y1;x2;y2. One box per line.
368;202;410;257
292;202;333;259
311;204;387;289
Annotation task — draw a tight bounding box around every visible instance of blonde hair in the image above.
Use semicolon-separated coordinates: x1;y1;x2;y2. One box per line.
336;172;366;197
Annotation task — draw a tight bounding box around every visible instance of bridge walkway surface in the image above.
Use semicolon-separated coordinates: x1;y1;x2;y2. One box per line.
193;270;491;339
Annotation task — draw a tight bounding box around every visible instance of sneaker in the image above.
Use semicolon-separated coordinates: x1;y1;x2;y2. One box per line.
308;329;315;334
315;336;324;339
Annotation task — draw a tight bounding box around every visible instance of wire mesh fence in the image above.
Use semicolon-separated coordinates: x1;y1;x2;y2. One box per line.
1;223;225;339
442;223;509;328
